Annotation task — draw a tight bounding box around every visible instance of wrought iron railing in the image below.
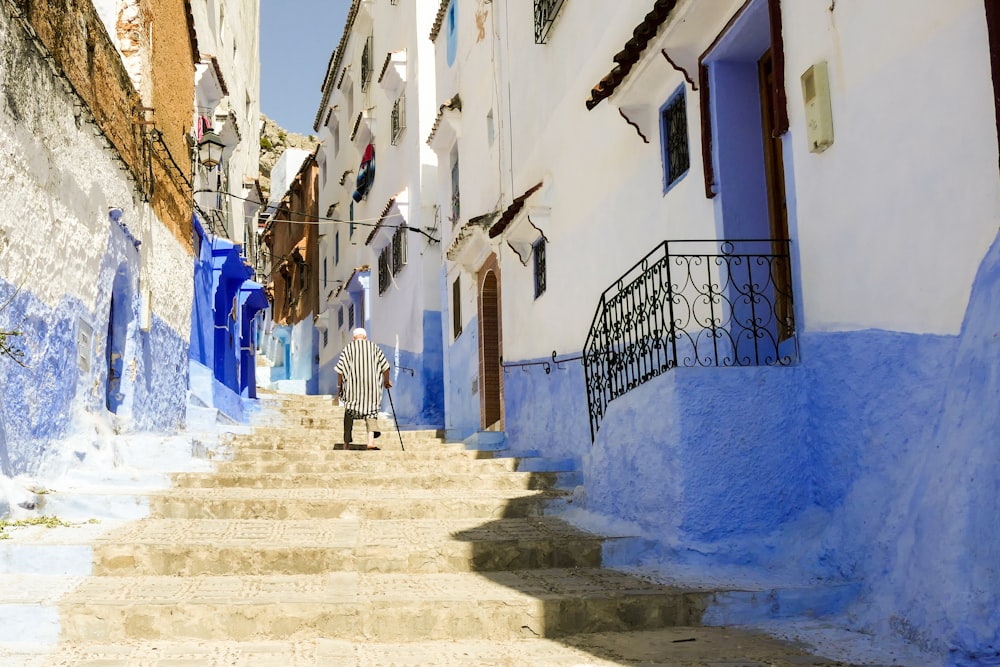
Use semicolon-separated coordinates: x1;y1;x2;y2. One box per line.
583;239;796;441
534;0;567;44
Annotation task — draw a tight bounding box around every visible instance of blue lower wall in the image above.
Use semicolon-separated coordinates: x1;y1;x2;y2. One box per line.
502;354;590;459
385;310;444;428
0;272;188;475
571;230;1000;662
444;315;480;441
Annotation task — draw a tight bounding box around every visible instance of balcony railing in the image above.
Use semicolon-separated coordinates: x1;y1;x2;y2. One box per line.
534;0;566;44
583;239;797;441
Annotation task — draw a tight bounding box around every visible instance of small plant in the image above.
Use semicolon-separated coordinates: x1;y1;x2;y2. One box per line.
0;516;100;540
260;136;273;150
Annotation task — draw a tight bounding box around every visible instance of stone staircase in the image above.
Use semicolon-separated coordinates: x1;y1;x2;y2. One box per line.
4;392;853;665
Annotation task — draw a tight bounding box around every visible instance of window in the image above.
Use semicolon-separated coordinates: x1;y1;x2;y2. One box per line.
361;35;374;91
534;0;566;44
452;275;462;339
335;231;340;266
338;306;344;329
378;246;391;294
323;328;329;347
450;147;460;224
533;237;546;298
349;201;355;238
331;117;340;157
392;225;407;274
349;303;355;327
446;0;458;67
391;94;406;145
660;87;690;192
323;258;328;287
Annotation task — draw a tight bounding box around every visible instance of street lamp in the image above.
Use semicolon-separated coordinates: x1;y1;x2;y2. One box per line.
198;129;225;169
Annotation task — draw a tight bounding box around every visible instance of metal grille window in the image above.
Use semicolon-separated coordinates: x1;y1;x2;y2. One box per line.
392;225;407;274
452;276;462;339
450;148;460;224
338;306;344;329
348;303;355;328
660;88;690;191
533;237;546;298
534;0;566;44
323;328;329;347
391;95;406;145
361;35;373;91
378;246;391;294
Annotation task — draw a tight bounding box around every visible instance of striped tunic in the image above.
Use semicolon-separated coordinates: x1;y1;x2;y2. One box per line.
335;338;390;417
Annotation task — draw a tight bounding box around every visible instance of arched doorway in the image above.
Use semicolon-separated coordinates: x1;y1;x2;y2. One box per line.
105;266;131;413
478;255;503;430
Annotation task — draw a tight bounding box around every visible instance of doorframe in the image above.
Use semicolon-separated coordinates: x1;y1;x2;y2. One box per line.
477;253;504;431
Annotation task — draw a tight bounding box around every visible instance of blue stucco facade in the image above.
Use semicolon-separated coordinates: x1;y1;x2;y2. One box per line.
383;310;445;428
0;222;189;475
189;215;266;421
443;314;480;441
494;229;1000;664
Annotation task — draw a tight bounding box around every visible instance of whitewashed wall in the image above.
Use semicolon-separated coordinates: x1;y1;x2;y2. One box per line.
0;0;192;472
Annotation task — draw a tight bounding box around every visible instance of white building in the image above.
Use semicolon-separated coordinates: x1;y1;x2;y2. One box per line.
428;0;1000;661
312;0;444;427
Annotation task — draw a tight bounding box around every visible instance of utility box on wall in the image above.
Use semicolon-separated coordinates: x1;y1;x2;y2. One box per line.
801;61;834;153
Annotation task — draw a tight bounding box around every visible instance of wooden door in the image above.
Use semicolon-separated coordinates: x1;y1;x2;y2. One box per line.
478;255;504;430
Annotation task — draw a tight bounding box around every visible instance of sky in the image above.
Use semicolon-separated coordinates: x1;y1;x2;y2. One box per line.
259;0;354;137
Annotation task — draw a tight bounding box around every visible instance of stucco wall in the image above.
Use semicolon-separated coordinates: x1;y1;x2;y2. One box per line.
0;0;191;472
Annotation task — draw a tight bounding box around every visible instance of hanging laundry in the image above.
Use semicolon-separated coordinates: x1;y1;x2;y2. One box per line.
353;143;376;202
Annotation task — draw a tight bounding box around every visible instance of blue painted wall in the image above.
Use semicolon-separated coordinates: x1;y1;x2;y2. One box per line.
502;353;590;459
444;314;480;441
0;224;188;474
383;310;445;428
576;229;1000;662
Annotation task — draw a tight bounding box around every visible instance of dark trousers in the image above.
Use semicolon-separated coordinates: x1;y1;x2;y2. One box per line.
343;409;379;445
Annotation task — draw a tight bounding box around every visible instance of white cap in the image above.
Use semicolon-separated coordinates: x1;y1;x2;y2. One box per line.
352;327;367;338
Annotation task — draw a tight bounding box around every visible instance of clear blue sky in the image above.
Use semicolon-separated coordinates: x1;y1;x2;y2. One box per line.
260;0;353;136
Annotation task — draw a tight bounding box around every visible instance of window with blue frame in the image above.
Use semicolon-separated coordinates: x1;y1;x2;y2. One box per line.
532;237;546;298
659;86;690;193
446;0;458;67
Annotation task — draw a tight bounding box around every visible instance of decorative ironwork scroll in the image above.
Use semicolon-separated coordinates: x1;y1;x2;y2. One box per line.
583;239;796;441
534;0;567;44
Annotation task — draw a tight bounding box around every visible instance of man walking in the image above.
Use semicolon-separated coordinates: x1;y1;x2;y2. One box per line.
335;327;392;450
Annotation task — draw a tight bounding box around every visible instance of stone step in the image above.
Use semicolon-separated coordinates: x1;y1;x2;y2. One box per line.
58;569;711;642
0;627;849;666
232;430;451;448
90;517;608;576
215;454;524;474
226;446;502;464
169;471;560;492
148;488;567;520
0;626;851;666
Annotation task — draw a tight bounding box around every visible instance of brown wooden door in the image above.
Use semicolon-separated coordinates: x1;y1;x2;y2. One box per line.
759;49;793;342
478;255;504;430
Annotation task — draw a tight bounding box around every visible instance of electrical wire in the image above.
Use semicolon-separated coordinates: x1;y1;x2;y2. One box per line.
197;189;440;243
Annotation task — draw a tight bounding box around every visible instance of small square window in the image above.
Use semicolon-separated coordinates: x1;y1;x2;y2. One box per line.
660;87;690;192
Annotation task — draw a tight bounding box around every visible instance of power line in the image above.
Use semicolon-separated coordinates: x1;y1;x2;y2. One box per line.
197;189;441;243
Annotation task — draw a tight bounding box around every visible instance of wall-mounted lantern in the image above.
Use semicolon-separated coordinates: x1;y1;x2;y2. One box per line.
198;129;226;168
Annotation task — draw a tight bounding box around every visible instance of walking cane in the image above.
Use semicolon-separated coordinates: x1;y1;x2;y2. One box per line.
386;387;405;451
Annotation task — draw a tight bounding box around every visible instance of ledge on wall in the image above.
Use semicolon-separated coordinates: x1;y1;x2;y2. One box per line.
378;50;407;98
446;211;497;273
